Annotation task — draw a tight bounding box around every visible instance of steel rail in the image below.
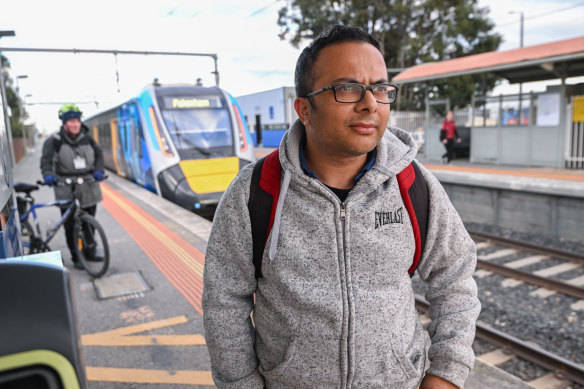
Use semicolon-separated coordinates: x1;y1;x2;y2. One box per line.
476;260;584;300
468;229;584;264
415;296;584;386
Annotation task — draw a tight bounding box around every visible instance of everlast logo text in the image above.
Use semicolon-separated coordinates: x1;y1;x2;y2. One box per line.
375;207;404;229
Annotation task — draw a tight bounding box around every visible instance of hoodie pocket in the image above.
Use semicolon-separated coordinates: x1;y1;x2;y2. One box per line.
353;333;424;387
258;336;340;388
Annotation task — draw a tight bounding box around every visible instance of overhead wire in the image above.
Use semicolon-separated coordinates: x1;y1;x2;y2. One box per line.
497;1;584;28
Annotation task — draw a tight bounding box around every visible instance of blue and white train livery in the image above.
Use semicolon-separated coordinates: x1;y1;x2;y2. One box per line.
85;83;255;213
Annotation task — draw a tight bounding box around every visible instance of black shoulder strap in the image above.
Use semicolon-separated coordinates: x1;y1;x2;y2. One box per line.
409;161;429;268
52;133;63;153
248;156;270;278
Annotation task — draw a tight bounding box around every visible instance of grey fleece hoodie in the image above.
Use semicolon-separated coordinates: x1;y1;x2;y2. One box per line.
202;120;480;389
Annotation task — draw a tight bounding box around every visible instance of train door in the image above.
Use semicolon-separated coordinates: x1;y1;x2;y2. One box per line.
110;118;127;177
129;103;153;188
116;107;133;179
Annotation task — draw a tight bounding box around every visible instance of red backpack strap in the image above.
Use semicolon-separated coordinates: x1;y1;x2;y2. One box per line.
248;149;281;278
260;150;282;236
397;161;429;275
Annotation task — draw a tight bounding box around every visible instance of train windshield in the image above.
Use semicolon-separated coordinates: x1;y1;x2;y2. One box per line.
159;95;233;157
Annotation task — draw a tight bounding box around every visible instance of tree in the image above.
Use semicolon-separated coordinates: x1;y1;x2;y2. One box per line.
1;54;28;137
277;0;502;109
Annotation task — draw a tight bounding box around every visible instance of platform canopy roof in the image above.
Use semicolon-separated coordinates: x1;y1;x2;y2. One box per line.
392;36;584;84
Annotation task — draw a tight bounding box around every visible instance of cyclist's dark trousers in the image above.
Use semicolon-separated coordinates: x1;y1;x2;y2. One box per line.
441;139;456;163
61;205;96;260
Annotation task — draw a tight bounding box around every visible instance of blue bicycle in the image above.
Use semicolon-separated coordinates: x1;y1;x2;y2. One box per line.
15;175;110;278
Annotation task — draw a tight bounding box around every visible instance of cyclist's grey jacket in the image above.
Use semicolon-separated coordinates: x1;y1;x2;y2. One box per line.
40;125;104;208
202;120;480;389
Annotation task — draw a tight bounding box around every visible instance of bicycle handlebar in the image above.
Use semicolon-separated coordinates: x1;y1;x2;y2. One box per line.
37;175;108;187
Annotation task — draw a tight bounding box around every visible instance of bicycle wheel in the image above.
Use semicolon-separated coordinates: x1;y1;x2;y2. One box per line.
20;220;51;254
73;214;110;278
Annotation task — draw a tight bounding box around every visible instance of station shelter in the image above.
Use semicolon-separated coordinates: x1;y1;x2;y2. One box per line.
393;36;584;169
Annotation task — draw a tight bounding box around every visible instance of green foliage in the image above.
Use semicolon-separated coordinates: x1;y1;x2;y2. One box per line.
1;54;29;138
277;0;502;109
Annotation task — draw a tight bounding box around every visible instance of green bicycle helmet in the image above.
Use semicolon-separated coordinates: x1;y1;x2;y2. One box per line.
58;103;82;123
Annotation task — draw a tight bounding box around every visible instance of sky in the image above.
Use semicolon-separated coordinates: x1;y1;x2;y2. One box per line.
0;0;583;132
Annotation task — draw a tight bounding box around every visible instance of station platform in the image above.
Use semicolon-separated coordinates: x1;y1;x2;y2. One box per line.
256;144;584;245
10;144;536;388
255;145;584;197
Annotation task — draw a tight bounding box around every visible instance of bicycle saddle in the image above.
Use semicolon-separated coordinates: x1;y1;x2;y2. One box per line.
14;182;40;194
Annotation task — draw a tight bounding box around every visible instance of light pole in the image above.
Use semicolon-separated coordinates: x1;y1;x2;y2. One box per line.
509;11;524;124
0;30;16;166
16;75;28;151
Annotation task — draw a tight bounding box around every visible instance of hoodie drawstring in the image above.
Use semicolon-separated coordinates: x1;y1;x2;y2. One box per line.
268;167;291;261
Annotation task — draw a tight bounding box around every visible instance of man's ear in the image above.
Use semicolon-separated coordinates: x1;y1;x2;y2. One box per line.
294;97;312;127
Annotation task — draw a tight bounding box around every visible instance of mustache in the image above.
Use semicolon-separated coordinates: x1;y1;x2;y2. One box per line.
346;117;380;126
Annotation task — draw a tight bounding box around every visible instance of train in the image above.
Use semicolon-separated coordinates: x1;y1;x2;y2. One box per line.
84;83;256;214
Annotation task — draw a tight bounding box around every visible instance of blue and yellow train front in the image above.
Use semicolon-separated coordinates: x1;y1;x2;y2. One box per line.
144;85;255;214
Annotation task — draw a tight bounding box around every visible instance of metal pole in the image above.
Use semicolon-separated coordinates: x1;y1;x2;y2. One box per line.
213;55;220;86
0;54;16;167
520;12;524;48
16;76;27;152
518;12;524;124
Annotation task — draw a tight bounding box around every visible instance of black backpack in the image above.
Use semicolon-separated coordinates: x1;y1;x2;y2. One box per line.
248;149;429;278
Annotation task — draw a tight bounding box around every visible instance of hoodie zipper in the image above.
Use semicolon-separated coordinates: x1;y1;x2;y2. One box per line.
340;201;350;387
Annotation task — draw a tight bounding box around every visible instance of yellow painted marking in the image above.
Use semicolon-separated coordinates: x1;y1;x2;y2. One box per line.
81;315;206;346
83;334;206;346
179;157;239;194
101;185;204;277
86;367;214;385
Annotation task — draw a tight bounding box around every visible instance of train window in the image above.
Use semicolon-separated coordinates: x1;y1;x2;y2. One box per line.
160;108;234;151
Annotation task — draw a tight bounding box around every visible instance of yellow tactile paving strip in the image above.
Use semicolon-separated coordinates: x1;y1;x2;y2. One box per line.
101;183;205;315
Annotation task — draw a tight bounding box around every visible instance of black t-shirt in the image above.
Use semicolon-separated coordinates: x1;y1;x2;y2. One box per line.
325;185;350;202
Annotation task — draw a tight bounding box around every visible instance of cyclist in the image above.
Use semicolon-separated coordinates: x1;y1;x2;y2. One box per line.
40;104;106;269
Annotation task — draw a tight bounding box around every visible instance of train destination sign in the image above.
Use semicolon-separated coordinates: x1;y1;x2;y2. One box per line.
164;96;222;109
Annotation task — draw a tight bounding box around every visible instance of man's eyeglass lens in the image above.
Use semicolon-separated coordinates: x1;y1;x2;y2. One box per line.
334;83;397;104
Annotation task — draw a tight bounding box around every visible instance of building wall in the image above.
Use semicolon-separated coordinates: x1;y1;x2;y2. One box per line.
237;87;298;147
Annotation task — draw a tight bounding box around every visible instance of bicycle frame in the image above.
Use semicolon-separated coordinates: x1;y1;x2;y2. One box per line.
20;198;76;249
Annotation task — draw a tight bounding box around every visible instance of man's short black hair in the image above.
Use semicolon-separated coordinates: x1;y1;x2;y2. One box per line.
294;25;382;99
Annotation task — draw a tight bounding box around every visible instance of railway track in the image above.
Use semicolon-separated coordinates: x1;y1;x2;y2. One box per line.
468;229;584;300
415;296;584;387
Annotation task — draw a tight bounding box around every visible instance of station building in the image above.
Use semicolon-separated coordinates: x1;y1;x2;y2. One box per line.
394;35;584;170
237;87;298;147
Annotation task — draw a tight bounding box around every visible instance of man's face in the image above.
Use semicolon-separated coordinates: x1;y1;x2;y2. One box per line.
296;42;390;158
64;118;82;138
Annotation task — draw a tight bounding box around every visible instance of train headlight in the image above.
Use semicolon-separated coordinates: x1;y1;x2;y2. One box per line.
232;104;248;152
149;106;174;157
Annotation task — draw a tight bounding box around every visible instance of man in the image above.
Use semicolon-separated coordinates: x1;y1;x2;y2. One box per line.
203;25;479;389
440;110;461;164
40;104;105;269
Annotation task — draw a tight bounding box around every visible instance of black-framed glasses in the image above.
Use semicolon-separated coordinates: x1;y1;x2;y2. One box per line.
303;82;399;104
